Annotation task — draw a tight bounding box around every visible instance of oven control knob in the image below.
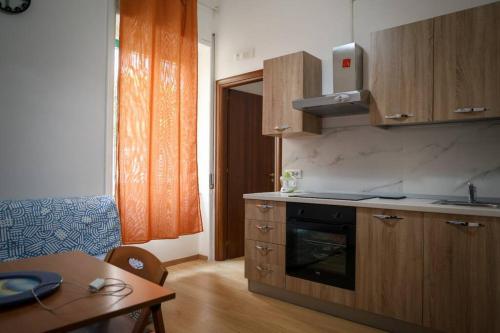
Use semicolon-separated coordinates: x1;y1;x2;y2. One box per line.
298;209;304;215
333;212;342;219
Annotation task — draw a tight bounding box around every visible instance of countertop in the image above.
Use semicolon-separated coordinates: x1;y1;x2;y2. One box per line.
243;192;500;218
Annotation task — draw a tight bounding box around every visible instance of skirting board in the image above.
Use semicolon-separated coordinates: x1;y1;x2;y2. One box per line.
248;281;438;333
163;254;208;268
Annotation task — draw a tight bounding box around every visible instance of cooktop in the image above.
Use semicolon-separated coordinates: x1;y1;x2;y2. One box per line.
288;193;377;201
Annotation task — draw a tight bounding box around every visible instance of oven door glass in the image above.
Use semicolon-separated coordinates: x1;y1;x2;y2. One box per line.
286;222;355;290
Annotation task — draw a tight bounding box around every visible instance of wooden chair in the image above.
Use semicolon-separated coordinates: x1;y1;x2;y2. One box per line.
71;246;168;333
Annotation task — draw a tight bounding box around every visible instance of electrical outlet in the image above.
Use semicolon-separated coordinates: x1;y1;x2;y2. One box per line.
284;169;302;179
234;47;255;61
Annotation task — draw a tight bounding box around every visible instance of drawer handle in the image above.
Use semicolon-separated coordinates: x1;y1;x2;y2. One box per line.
446;220;484;228
385;113;414;120
255;224;274;232
256;265;273;273
454;107;487;114
274;125;290;132
256;204;273;210
373;214;404;221
255;245;273;255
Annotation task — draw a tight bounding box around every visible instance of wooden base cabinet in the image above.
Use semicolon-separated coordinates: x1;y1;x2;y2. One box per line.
423;213;500;333
355;208;424;324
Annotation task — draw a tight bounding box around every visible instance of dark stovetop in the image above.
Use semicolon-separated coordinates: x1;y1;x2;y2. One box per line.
288;192;377;201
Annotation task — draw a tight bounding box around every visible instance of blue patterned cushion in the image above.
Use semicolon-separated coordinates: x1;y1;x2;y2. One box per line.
0;196;122;262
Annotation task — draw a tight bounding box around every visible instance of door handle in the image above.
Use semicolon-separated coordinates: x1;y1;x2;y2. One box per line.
384;114;414;120
255;224;274;232
255;245;273;255
373;214;404;221
274;125;290;132
446;220;484;228
454;107;487;113
256;265;273;273
256;203;273;210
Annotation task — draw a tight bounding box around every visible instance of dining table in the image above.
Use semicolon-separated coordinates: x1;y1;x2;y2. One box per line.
0;251;176;333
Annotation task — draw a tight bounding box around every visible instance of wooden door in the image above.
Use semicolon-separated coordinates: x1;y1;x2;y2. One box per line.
434;2;500;122
226;90;275;259
355;208;424;324
262;51;321;136
370;19;434;126
423;213;500;333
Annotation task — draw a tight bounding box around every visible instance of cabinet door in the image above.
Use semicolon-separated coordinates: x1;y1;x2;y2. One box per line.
355;208;423;324
434;2;500;122
263;52;321;136
370;19;434;126
423;214;500;333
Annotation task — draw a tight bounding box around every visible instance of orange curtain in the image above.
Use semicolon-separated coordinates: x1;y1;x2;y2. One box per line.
117;0;202;243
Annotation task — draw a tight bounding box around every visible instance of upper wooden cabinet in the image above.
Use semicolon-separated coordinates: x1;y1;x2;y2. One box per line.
370;19;434;126
263;51;322;136
355;208;424;324
434;2;500;122
423;213;500;333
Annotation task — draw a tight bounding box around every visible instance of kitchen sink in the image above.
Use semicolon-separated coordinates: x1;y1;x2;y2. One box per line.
433;200;500;209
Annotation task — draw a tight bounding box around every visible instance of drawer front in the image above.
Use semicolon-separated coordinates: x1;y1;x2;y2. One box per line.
245;239;284;265
245;220;285;244
245;200;285;223
245;258;285;288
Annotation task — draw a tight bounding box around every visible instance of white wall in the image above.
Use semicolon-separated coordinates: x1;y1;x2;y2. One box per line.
0;0;114;199
214;0;352;94
215;0;500;198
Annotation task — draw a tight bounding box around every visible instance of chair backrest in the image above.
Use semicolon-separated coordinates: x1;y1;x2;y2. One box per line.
0;196;121;262
105;246;168;285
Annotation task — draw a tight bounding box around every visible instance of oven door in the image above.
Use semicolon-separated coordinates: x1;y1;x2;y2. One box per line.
286;219;355;290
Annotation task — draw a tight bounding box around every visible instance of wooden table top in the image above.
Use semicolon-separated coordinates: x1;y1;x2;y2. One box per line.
0;251;175;333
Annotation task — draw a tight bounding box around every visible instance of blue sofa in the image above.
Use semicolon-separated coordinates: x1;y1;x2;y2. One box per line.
0;196;122;262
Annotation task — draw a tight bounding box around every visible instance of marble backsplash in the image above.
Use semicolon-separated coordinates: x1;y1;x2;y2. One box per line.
283;118;500;198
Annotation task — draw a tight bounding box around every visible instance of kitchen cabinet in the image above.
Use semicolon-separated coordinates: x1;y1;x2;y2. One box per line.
370;19;434;126
355;208;424;324
423;213;500;333
245;200;286;288
434;2;500;122
263;51;322;136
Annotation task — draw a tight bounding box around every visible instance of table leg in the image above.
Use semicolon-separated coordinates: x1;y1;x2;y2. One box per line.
151;304;165;333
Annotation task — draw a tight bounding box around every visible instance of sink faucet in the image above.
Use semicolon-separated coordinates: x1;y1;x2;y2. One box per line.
468;182;477;203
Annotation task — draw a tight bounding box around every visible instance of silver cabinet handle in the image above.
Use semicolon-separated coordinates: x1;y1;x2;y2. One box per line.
255;224;274;232
256;265;273;273
385;114;414;120
256;203;273;210
373;214;404;221
255;245;273;255
274;125;290;132
454;107;487;113
446;220;484;228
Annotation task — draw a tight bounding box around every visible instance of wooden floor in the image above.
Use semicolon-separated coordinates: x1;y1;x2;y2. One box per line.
158;258;385;333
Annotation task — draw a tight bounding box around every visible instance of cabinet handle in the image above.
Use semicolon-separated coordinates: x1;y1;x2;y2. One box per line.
446;220;484;228
255;224;274;232
373;214;404;221
255;245;273;255
256;265;273;273
256;203;273;210
454;107;487;114
274;125;290;132
384;114;414;120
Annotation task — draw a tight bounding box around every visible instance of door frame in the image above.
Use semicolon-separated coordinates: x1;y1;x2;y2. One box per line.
214;70;282;261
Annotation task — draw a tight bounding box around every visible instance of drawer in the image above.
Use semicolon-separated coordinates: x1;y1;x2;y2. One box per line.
245;259;285;288
245;239;284;265
245;200;285;223
245;220;285;245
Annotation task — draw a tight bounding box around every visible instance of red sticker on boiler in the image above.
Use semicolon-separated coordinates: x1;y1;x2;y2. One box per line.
342;58;351;68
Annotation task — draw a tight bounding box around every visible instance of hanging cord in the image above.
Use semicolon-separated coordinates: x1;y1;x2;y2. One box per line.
31;278;134;312
351;0;355;42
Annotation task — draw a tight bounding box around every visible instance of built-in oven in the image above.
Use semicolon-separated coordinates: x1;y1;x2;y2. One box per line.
286;202;356;290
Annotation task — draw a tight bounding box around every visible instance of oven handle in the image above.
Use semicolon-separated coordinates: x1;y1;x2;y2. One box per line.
287;219;353;233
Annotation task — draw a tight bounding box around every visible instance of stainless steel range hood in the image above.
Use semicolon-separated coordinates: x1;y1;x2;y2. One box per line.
293;43;369;118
